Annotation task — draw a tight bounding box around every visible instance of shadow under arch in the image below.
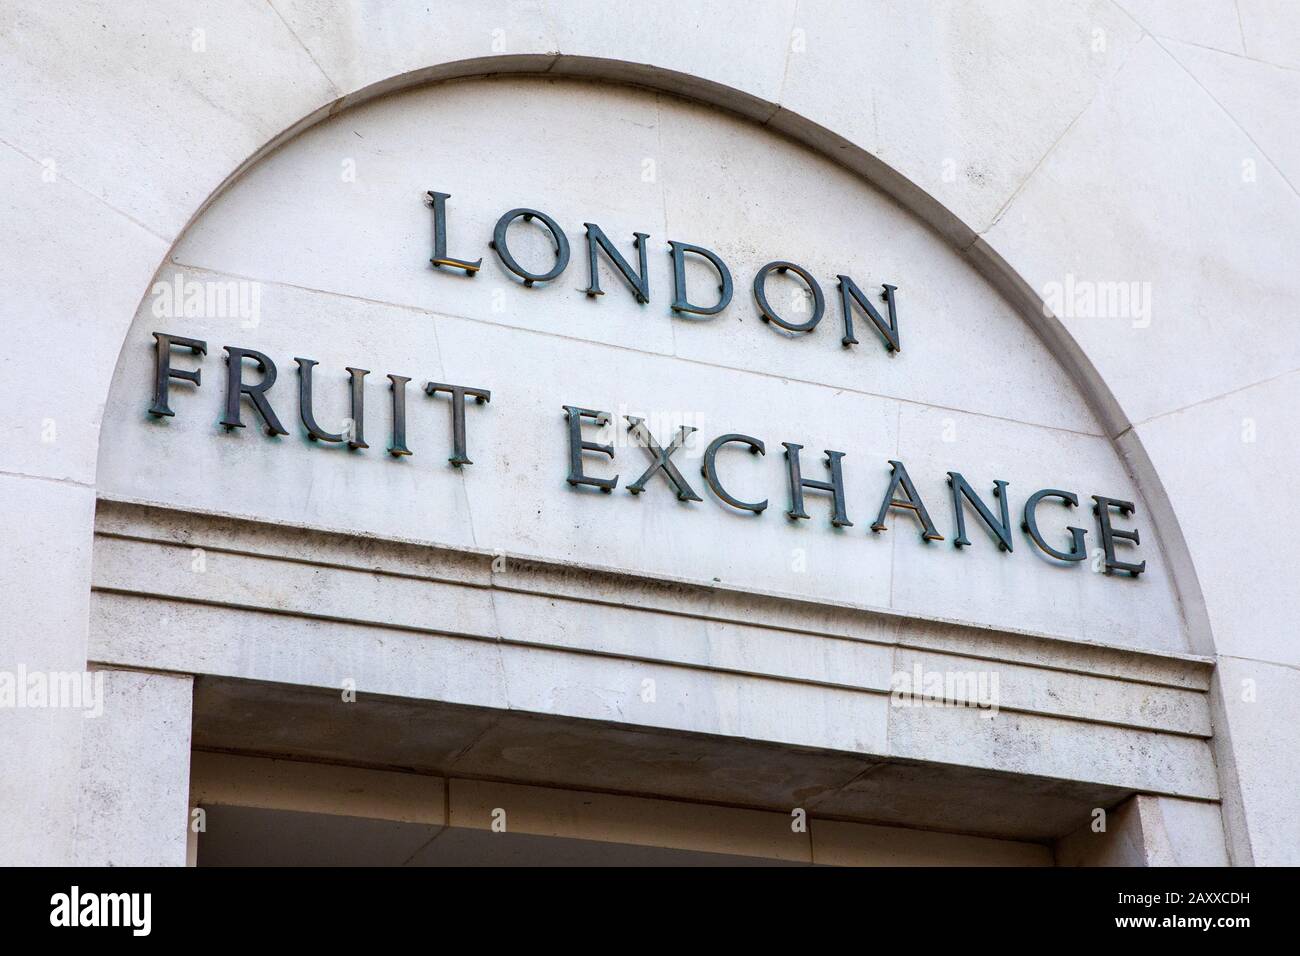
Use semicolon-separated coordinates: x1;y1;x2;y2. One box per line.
120;52;1212;656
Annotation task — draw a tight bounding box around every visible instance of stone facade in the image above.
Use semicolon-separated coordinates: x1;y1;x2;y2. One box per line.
2;0;1296;865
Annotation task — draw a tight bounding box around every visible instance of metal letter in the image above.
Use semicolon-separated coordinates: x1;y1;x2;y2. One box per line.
783;442;852;527
563;406;617;492
221;346;288;436
702;434;767;514
295;359;368;448
584;223;649;303
625;417;702;501
424;382;491;466
1021;489;1087;562
149;331;206;417
871;460;943;541
388;374;412;457
668;241;733;316
491;208;570;286
837;276;900;352
1091;495;1146;575
947;472;1013;552
753;261;825;333
427;190;482;275
345;367;368;448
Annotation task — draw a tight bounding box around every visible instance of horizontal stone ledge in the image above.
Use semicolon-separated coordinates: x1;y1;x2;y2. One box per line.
94;497;1213;691
87;563;1211;738
90;594;1219;801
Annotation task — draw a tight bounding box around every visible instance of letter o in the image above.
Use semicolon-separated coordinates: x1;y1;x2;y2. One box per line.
753;260;825;332
491;208;570;285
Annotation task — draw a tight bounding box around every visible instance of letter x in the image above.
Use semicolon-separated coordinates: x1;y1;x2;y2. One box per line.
624;416;703;501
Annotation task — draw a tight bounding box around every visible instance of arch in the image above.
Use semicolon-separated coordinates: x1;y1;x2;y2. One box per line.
113;52;1209;655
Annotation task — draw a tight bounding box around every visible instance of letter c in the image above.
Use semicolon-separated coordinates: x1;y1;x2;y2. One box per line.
702;434;767;513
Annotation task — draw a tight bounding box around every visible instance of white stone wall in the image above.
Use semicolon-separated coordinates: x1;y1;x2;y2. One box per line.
2;0;1296;865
